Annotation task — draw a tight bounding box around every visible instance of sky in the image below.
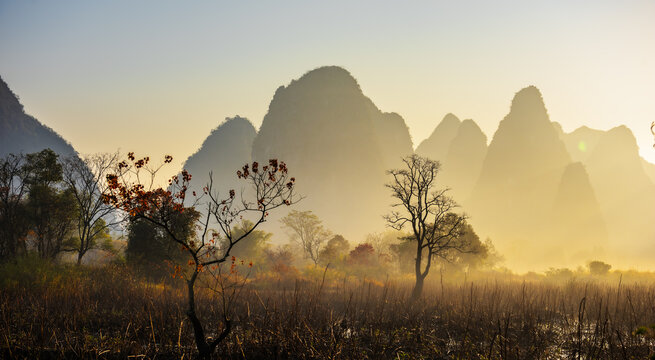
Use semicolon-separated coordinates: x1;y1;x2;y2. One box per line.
1;0;654;179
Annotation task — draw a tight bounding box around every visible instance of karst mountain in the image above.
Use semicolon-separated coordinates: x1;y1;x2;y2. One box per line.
467;86;607;270
4;69;654;271
184;67;413;239
181;116;257;203
252;66;413;237
416;114;487;202
0;76;76;157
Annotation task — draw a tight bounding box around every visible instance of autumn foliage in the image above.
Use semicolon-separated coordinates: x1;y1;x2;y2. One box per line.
347;243;375;266
102;153;298;359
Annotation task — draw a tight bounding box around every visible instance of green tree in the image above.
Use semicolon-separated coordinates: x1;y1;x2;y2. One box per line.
126;205;201;275
220;219;272;266
438;224;489;272
24;148;63;187
389;237;415;273
318;234;349;265
24;149;77;260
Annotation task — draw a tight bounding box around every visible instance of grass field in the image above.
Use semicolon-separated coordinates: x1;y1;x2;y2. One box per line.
2;258;655;359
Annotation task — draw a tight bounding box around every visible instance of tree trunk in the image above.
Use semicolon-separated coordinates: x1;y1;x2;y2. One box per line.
411;239;425;302
186;270;232;359
186;275;211;359
77;230;89;265
410;275;425;302
76;239;86;265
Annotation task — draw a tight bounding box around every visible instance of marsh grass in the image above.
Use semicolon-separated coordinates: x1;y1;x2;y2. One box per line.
2;259;655;359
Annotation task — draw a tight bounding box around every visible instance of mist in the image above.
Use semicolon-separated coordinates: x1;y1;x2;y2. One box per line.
3;71;655;360
160;67;653;274
2;2;655;358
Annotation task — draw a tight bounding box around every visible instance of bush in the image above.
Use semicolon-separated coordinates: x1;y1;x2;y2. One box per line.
0;255;80;289
588;260;612;276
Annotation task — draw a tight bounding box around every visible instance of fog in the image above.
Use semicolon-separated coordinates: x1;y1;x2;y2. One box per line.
169;67;655;274
3;62;654;275
4;63;655;359
3;2;655;357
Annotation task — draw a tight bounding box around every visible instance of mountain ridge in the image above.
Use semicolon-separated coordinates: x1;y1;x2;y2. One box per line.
0;76;77;157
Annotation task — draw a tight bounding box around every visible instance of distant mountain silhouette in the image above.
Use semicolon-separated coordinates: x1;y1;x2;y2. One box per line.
181;116;256;201
441;119;487;203
415;115;487;203
469;86;587;270
252;66;412;238
553;124;655;265
415;113;461;160
465;86;655;270
5;67;653;270
0;76;76;157
551;162;607;264
581;126;655;265
551;121;565;138
560;126;605;163
372;111;413;169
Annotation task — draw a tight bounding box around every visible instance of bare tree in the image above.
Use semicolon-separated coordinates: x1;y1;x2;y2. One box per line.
281;210;331;265
104;154;298;359
62;153;120;264
366;231;397;260
385;155;471;301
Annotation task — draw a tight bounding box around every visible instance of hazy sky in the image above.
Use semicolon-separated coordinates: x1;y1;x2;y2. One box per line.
1;0;654;177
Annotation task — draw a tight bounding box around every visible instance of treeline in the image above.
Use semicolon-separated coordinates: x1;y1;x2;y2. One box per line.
0;149;500;282
127;208;502;282
0;149;116;264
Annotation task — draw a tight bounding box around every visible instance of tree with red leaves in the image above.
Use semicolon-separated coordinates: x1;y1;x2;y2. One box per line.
347;243;375;266
103;153;298;359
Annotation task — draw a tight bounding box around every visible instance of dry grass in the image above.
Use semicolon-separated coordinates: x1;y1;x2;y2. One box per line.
2;260;655;359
